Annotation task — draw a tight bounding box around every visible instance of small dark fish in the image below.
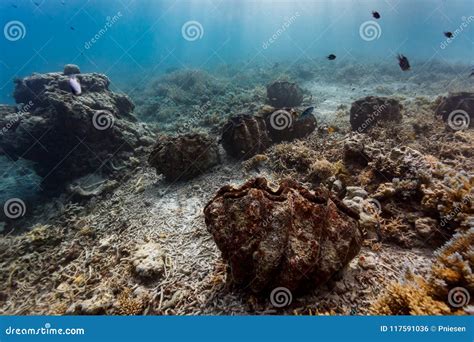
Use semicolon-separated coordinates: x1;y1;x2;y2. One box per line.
69;75;81;95
372;11;380;19
327;54;336;60
300;106;314;117
397;54;410;71
70;26;75;31
34;1;40;6
469;70;474;77
11;4;18;8
444;31;453;38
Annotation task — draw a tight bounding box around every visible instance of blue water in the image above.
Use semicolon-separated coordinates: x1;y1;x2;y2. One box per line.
0;0;473;103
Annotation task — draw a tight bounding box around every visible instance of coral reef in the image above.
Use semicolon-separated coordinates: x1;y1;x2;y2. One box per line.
0;67;153;189
435;92;473;128
148;133;219;181
221;114;271;159
204;177;362;293
350;96;402;132
266;81;303;108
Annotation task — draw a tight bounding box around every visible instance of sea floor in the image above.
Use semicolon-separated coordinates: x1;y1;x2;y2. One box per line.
0;60;472;315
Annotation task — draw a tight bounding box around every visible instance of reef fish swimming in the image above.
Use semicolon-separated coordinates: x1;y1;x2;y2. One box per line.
68;75;81;95
397;54;410;71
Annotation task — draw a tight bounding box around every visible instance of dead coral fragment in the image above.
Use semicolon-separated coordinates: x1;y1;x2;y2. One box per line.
131;242;165;280
204;177;362;293
148;133;219;181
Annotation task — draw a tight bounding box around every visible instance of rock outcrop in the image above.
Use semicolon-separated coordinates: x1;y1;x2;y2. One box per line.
0;67;153;189
204;177;362;293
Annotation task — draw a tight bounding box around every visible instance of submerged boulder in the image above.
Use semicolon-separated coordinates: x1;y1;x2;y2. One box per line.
350;96;402;132
435;92;473;129
0;66;153;189
204;177;362;293
148;133;219;181
266;81;303;108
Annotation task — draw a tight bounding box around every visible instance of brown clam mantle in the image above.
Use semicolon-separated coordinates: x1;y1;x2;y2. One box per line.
204;178;362;293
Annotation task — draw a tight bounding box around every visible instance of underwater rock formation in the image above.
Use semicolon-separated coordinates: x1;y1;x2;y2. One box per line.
148;133;219;181
204;177;362;293
350;96;402;132
0;68;152;189
435;92;474;129
221;114;271;159
266;81;303;108
263;108;317;143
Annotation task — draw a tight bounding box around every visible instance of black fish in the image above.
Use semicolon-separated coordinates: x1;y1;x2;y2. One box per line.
300;106;314;117
70;26;75;31
372;11;380;19
327;54;336;60
397;54;410;71
444;31;453;38
34;1;40;6
11;4;18;8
